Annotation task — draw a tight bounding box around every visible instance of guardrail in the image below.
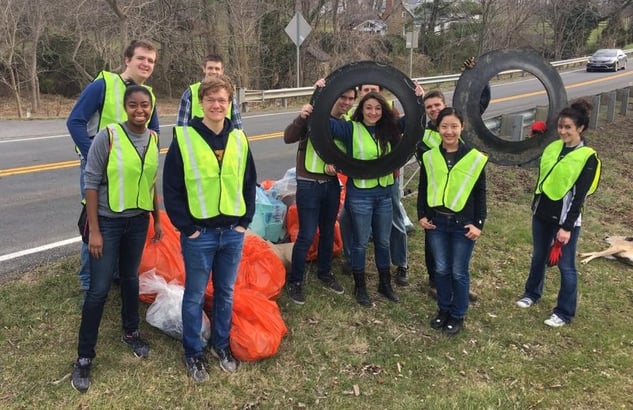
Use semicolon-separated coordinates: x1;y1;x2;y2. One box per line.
237;49;633;111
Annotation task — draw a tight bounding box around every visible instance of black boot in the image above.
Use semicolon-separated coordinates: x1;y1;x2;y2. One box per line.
378;270;399;302
352;270;371;307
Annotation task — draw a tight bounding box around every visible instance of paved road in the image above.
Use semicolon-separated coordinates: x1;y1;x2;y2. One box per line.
1;67;631;277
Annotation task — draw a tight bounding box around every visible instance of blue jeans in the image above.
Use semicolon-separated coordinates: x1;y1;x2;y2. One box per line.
77;213;149;359
345;187;392;272
289;179;341;283
390;180;407;267
180;226;244;357
523;217;581;323
78;158;90;290
426;214;476;319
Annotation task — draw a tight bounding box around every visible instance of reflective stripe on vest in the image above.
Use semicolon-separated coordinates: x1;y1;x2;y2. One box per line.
105;124;159;212
175;126;248;219
422;128;441;149
189;82;232;121
423;148;488;212
351;122;394;189
96;71;156;130
536;140;601;200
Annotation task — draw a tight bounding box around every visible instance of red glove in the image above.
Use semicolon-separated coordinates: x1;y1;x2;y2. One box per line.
547;240;563;267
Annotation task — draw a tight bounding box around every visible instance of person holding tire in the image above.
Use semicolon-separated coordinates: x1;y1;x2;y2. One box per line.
515;99;601;328
417;107;487;336
330;92;402;306
282;88;356;304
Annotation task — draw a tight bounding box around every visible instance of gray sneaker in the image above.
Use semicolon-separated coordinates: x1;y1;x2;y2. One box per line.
286;282;305;304
71;358;91;393
394;266;409;286
184;355;208;382
211;346;238;373
122;330;150;358
318;274;344;294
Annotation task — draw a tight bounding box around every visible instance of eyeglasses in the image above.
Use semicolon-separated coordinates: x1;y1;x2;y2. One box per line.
203;98;229;105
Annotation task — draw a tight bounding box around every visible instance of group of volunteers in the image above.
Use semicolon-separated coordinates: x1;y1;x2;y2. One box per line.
65;39;601;393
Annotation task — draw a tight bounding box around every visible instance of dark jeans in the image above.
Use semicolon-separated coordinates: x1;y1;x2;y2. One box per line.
426;214;476;319
180;226;244;357
523;217;581;323
289;179;341;283
77;213;149;359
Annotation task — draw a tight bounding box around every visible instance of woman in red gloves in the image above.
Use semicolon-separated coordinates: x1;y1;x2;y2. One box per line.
516;99;601;327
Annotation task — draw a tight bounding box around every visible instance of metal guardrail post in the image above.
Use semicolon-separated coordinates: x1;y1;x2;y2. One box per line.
607;90;617;123
619;87;630;116
589;95;601;129
237;87;248;112
535;105;548;121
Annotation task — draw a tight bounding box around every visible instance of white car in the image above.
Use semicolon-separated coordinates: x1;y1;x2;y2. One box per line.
586;48;627;72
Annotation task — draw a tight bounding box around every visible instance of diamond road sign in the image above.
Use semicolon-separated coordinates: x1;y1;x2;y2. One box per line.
285;12;311;47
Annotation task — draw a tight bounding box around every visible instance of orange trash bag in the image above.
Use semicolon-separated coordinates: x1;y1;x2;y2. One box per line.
233;233;286;299
139;210;185;304
230;288;288;361
203;233;287;310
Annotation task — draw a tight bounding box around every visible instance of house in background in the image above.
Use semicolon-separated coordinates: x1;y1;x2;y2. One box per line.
380;0;417;37
352;19;387;35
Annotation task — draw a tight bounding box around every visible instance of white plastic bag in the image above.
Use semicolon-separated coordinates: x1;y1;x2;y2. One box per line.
270;167;296;200
139;269;211;347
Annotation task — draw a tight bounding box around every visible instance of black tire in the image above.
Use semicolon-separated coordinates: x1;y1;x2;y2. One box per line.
308;61;423;179
453;49;568;166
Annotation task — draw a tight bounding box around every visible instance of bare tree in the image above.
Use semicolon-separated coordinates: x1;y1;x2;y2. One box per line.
0;0;26;117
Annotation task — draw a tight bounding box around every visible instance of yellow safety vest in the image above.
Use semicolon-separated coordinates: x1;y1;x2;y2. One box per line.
350;122;394;189
175;126;248;219
423;147;488;212
535;140;601;201
96;71;156;130
105;124;159;212
304;137;346;174
189;82;232;121
422;128;441;150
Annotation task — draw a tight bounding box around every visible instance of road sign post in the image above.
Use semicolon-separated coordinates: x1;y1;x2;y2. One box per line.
284;12;312;87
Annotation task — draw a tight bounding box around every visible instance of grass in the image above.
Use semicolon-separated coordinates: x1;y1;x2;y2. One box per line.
2;117;633;409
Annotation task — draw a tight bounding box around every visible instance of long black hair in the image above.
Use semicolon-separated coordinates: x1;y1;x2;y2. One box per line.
351;91;401;155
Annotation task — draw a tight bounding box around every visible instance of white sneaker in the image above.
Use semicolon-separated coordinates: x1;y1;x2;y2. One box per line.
544;313;566;327
516;297;534;308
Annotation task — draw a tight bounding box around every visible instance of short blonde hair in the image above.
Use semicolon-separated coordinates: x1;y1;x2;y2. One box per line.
198;74;234;102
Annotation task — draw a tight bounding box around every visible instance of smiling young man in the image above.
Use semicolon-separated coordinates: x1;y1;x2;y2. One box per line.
176;54;242;128
164;75;256;381
66;39;159;300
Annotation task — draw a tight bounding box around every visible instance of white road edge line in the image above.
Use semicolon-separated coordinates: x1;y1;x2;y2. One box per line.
0;236;82;262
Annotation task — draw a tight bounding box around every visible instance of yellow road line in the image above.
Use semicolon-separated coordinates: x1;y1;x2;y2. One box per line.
1;68;629;178
0;132;285;177
491;70;633;103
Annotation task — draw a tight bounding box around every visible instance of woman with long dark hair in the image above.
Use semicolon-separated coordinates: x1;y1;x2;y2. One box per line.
329;92;402;306
516;99;601;327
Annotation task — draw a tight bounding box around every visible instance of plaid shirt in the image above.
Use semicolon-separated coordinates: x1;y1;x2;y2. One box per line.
176;86;243;129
